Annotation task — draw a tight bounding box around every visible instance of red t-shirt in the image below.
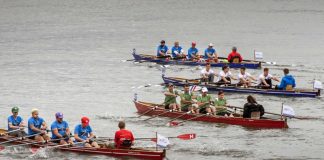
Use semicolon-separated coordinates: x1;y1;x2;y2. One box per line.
227;52;243;62
114;129;134;148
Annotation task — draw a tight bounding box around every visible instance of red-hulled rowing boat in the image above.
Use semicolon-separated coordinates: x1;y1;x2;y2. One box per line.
0;134;165;160
134;101;288;129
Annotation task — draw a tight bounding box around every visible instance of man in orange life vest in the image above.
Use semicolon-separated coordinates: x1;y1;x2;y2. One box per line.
114;121;135;149
227;46;243;63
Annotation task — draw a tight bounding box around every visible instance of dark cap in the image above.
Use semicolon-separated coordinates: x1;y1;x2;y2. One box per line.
161;40;165;43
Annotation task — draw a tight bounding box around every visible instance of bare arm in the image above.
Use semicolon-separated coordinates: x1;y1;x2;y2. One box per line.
52;128;63;138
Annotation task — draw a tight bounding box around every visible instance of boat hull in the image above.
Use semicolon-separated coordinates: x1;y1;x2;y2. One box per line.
162;76;320;98
135;101;288;129
133;53;261;69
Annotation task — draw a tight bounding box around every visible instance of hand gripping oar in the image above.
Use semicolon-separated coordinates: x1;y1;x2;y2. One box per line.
0;132;45;145
0;128;23;136
170;114;207;126
143;109;173;121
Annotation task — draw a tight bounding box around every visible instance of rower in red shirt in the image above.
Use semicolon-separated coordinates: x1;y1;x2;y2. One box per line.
114;121;134;149
227;46;243;63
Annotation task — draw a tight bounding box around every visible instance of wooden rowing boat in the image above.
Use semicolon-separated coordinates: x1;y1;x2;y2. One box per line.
132;49;262;69
0;135;165;160
162;76;321;98
134;101;288;129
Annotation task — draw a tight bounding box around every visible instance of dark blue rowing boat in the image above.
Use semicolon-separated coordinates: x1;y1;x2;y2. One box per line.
162;75;321;98
132;49;262;69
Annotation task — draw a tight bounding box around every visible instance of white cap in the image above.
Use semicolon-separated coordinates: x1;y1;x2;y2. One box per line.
31;108;39;113
202;87;208;93
208;43;213;47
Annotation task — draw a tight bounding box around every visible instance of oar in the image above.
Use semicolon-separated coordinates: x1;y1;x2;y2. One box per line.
0;128;23;136
137;107;159;118
97;133;199;141
30;141;86;154
226;105;320;120
0;132;44;145
169;114;206;126
218;56;276;65
143;109;172;121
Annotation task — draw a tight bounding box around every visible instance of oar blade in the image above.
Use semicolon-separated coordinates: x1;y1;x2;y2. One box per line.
177;134;196;140
0;145;5;151
168;121;179;126
150;138;157;142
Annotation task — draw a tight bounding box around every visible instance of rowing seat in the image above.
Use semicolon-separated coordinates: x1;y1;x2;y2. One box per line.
250;111;260;119
232;58;240;63
285;85;293;91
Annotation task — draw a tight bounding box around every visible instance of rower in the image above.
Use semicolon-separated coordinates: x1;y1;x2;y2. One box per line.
257;68;280;89
157;40;169;57
171;41;186;59
74;117;100;148
50;112;73;145
227;46;243;63
7;106;26;137
277;68;296;90
204;43;218;63
214;91;231;116
187;42;199;61
243;95;264;119
216;65;236;84
27;108;50;142
180;84;197;113
164;83;180;111
237;67;256;87
114;121;135;149
196;87;214;115
200;63;215;83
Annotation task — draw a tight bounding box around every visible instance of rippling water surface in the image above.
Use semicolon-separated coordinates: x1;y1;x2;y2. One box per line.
1;0;324;159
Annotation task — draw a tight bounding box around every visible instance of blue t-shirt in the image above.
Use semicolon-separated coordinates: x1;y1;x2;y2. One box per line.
51;121;69;139
74;124;93;140
278;75;296;90
28;117;45;135
157;45;168;56
204;48;216;59
171;46;183;58
188;47;198;59
8;115;23;131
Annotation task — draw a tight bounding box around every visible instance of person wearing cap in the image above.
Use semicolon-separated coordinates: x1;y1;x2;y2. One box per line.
180;84;197;113
51;112;73;145
196;87;214;114
216;65;236;84
171;41;186;59
200;63;215;83
114;121;135;149
277;68;296;90
74;117;100;148
157;40;169;57
164;83;180;111
227;47;243;63
28;108;50;142
257;68;280;89
204;43;218;63
237;67;256;87
187;42;199;61
6;107;26;137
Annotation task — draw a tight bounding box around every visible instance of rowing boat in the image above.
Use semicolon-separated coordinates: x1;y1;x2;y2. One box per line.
132;49;262;69
162;76;321;98
0;134;165;160
134;101;288;129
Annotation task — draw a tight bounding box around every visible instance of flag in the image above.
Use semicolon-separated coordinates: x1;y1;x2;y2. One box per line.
189;85;201;94
282;105;295;117
157;134;170;148
254;51;263;60
313;80;322;89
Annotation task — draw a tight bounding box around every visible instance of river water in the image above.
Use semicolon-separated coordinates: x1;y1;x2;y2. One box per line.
0;0;324;159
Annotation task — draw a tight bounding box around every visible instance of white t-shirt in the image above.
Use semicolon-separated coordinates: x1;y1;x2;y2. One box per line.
238;72;252;80
200;68;214;77
217;71;232;81
257;73;273;85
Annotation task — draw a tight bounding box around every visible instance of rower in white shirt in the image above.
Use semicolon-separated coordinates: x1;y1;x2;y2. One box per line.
200;63;215;83
237;67;256;87
257;68;280;89
216;65;236;84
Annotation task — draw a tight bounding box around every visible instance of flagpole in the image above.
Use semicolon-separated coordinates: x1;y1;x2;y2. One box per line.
281;103;284;120
155;132;158;151
253;50;256;61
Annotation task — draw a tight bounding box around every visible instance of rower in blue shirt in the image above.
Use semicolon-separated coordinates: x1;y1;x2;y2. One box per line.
188;42;199;61
157;40;169;57
51;112;73;145
171;41;186;59
204;43;218;62
28;108;50;142
277;68;296;90
74;116;100;148
7;107;26;137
